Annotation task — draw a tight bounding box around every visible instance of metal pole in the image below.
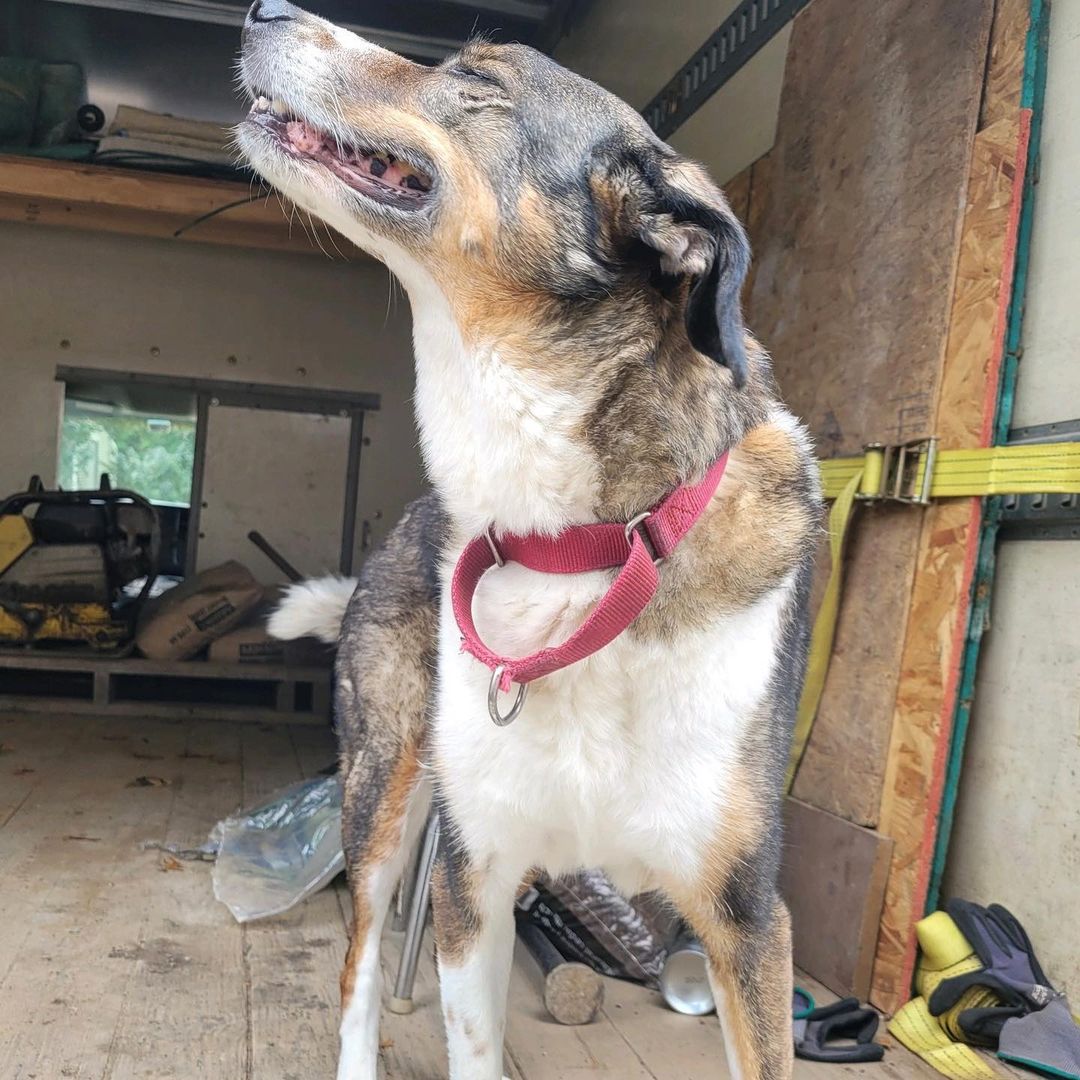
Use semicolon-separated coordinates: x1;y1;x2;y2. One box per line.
247;530;303;582
339;411;364;576
184;392;211;578
388;812;440;1014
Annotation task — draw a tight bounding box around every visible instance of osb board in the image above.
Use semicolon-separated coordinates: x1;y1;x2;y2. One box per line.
743;0;995;826
780;798;894;1001
871;109;1031;1012
981;0;1031;129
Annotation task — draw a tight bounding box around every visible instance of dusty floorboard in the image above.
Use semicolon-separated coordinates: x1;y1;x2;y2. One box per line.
0;714;942;1079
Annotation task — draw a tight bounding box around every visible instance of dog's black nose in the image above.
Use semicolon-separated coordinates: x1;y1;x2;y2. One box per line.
248;0;295;24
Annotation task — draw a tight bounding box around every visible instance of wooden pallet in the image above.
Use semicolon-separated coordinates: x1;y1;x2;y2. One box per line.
0;651;331;725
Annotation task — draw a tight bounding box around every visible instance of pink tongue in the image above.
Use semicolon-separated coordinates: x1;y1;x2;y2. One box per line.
283;120;422;188
285;119;324;155
380;160;413;186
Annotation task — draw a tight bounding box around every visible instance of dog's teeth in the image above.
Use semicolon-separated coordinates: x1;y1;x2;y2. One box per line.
254;95;270;112
271;97;288;116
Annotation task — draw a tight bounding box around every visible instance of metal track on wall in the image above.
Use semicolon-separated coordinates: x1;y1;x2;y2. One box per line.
642;0;811;139
999;419;1080;540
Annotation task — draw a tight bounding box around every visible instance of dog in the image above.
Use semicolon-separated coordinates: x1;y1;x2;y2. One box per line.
238;3;821;1077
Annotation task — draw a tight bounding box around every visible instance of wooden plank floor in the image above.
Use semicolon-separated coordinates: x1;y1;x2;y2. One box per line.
0;714;941;1080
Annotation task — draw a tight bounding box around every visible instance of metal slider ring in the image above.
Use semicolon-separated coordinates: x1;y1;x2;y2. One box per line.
484;527;505;568
624;511;662;565
488;665;528;727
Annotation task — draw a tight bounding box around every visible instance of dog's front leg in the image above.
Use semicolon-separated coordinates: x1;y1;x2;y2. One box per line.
671;883;794;1080
337;750;432;1080
430;805;520;1080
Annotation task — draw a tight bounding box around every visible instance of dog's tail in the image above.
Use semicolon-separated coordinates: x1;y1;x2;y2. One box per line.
267;575;359;644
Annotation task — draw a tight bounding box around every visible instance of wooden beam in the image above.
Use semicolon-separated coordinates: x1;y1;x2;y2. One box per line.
0;155;363;258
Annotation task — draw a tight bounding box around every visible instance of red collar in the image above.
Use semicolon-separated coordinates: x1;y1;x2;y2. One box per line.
451;453;729;725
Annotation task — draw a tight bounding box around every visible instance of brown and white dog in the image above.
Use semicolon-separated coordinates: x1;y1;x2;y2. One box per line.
239;3;821;1077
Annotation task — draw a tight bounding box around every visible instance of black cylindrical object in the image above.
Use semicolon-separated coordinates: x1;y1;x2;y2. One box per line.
516;919;605;1026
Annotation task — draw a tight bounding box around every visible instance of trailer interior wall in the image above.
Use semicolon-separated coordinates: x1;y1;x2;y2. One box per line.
0;221;425;569
944;0;1080;998
555;0;790;184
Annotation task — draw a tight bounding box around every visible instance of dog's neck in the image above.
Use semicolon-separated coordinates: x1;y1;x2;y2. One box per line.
397;259;768;539
406;271;594;537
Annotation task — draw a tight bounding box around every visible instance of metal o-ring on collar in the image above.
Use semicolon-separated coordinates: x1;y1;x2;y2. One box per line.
488;665;528;726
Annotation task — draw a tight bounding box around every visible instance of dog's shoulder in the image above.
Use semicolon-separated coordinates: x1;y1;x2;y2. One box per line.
637;405;820;640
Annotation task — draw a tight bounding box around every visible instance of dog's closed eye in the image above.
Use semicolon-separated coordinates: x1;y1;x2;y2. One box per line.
449;65;503;88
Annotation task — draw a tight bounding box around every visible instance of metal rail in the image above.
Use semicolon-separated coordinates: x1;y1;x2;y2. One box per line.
642;0;811;140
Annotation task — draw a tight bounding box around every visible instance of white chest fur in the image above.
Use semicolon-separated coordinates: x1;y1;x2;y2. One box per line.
433;558;794;894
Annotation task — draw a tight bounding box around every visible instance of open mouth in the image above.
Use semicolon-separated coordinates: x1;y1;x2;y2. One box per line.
246;95;434;210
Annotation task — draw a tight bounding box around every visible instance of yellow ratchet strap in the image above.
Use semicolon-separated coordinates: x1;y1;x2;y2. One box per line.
787;440;1080;793
784;466;861;793
889;911;1003;1080
819;441;1080;501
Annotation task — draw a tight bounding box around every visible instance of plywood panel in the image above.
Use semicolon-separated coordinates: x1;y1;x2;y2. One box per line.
103;722;248;1080
241;723;348;1080
872;110;1030;1011
744;0;995;824
780;798;894;1001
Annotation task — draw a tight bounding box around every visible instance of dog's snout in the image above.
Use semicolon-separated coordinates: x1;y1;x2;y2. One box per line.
247;0;295;24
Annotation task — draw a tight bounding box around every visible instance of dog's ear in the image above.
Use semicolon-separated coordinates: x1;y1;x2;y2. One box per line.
629;155;751;385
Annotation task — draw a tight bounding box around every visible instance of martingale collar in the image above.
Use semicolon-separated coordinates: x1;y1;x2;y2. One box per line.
450;452;730;726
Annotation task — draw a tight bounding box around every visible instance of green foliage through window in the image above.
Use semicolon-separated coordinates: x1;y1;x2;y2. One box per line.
59;402;197;505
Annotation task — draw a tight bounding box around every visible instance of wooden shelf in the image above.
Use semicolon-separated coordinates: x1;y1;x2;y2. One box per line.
0;650;332;725
0;154;362;258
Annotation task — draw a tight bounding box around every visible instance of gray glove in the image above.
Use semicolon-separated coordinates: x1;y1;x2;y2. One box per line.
928;900;1058;1044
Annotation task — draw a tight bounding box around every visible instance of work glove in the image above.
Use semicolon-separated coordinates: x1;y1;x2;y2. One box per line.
793;997;884;1063
928;900;1058;1045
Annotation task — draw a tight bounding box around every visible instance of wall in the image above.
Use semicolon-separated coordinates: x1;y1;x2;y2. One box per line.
0;221;426;574
944;0;1080;997
555;0;790;184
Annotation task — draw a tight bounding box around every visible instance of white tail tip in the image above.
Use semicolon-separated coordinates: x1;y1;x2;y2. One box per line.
267;576;359;644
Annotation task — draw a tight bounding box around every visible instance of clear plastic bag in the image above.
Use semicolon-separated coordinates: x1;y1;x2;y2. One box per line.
210;776;345;922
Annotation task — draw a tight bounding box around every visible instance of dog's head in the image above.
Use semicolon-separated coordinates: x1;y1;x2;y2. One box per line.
237;0;751;384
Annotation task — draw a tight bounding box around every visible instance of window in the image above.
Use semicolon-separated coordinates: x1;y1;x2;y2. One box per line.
59;396;197;506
